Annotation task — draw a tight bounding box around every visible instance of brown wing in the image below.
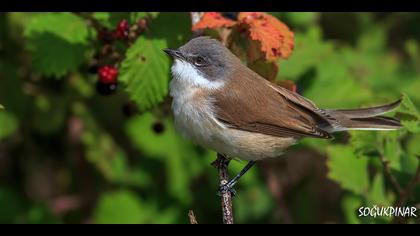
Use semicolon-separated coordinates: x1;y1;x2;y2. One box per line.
211;67;333;139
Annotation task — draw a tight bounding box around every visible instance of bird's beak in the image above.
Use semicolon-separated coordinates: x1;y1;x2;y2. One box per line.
163;48;184;60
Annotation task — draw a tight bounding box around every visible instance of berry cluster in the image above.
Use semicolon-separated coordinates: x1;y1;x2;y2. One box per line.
96;65;118;95
98;19;130;43
114;19;130;39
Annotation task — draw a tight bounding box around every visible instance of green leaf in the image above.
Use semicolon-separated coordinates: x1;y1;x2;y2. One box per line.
341;194;363;224
326;145;369;195
367;173;394;206
277;26;334;81
302;48;372;108
396;93;420;133
0;104;3;110
379;131;403;171
94;190;144;224
119;36;169;112
0;111;18;140
94;189;178;224
24;13;91;77
119;12;190;112
73;103;150;188
349;130;378;156
125;112;210;204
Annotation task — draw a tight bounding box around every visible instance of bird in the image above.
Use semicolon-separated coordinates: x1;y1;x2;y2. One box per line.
163;36;402;195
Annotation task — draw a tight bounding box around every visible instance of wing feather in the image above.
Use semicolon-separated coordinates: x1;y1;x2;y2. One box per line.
211;67;333;139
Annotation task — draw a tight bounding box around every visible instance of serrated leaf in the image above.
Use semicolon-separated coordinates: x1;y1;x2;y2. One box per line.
24;13;91;77
0;111;18;140
395;93;420;133
119;37;169;112
326;145;369;195
192;12;236;31
349;130;378;156
238;12;294;61
119;13;190;112
379;131;403;171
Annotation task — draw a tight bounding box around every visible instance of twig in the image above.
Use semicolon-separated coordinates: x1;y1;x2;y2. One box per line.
188;210;198;224
379;155;403;195
214;153;234;224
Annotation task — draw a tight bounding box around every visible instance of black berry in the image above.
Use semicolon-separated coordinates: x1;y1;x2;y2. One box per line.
152;122;165;134
96;81;118;96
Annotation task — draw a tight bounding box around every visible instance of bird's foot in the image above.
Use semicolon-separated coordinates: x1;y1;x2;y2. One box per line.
217;183;237;197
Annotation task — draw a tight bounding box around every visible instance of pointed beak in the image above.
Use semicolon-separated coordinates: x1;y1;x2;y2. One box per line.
163;48;184;60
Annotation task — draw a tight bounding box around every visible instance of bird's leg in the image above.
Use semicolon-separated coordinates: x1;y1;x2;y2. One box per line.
217;161;256;196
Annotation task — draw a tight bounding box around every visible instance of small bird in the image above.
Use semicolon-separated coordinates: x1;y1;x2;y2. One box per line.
164;36;402;195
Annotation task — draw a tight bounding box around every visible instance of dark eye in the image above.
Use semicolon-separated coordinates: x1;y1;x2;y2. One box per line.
193;56;205;67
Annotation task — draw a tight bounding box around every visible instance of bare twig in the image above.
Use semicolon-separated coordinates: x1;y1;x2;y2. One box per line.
379;155;403;195
188;210;198;224
214;153;234;224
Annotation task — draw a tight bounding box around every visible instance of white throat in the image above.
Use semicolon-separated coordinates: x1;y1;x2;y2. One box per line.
169;59;224;90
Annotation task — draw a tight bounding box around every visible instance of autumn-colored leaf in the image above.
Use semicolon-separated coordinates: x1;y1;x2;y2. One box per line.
192;12;237;31
239;12;294;61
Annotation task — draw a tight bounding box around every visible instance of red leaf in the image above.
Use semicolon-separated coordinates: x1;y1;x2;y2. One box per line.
192;12;237;31
238;12;294;61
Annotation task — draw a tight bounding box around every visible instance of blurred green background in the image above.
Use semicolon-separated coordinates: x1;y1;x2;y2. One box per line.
0;12;420;224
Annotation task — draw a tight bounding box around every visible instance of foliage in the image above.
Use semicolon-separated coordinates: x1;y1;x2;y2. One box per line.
0;12;419;224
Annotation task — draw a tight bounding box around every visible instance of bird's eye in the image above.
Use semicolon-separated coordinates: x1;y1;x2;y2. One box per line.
193;56;205;67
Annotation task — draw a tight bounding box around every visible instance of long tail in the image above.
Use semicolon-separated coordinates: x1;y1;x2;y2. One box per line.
323;98;403;132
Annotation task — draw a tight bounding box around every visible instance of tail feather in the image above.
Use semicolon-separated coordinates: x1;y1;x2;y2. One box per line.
332;98;402;118
339;116;402;131
323;98;403;132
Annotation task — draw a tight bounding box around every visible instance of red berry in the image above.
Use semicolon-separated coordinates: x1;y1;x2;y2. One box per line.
114;19;129;39
98;65;118;84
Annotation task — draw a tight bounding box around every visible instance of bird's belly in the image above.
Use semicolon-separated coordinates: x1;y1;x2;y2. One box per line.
173;103;296;161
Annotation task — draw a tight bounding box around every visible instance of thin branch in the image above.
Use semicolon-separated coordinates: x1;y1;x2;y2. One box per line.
188;210;198;224
379;155;403;195
214;153;234;224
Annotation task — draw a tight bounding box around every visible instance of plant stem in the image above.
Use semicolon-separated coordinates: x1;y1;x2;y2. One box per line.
188;210;198;224
215;153;234;224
